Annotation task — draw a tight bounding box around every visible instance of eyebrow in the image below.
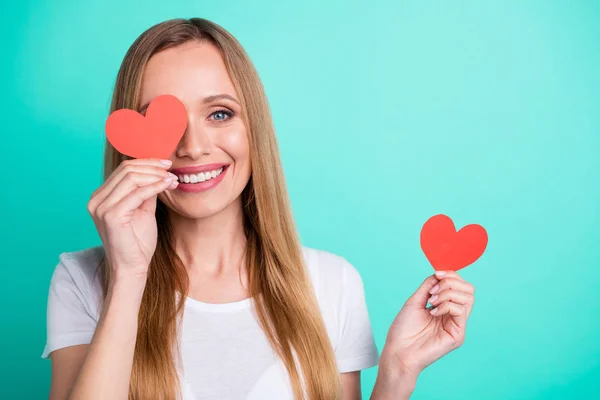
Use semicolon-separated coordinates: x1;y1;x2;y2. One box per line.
138;94;240;113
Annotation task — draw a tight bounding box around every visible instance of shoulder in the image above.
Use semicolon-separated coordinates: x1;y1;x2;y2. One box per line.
300;246;377;364
42;246;105;358
301;246;364;295
48;246;106;310
53;246;105;283
301;247;365;330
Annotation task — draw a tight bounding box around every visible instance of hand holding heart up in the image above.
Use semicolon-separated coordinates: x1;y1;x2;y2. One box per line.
381;270;476;382
377;215;486;393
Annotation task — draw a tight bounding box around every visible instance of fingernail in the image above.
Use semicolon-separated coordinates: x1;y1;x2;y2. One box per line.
430;307;438;315
429;295;438;303
429;284;440;294
164;176;176;182
168;172;178;179
161;159;172;166
435;271;446;277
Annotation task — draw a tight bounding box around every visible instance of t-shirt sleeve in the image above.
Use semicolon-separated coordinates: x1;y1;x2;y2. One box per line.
335;257;380;373
41;253;100;359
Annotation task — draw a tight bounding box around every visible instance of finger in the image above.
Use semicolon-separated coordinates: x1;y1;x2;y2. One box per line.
103;178;178;223
96;159;171;194
89;164;174;213
430;301;468;344
430;301;465;320
434;270;465;281
428;289;473;307
405;275;440;308
429;277;475;296
97;162;173;200
431;287;476;319
140;179;178;213
97;172;177;215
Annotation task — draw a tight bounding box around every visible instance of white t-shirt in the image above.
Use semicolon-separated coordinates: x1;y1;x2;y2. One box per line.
42;245;380;400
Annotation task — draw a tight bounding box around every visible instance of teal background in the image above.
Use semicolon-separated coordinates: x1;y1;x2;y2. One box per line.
2;0;599;398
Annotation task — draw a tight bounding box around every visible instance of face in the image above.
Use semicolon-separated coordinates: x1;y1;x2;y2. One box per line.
138;40;251;219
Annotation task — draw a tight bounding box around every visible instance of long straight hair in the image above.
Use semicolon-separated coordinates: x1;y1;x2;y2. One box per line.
99;18;341;399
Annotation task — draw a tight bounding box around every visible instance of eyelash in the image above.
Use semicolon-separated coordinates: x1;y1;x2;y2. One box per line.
209;108;235;123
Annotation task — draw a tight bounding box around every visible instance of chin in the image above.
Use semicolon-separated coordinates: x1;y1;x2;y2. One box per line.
181;207;226;219
169;200;228;219
162;192;243;220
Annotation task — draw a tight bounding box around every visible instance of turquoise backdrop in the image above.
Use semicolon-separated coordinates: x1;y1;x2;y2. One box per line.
2;0;599;399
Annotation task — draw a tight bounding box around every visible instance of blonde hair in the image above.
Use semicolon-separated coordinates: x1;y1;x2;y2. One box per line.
99;18;341;399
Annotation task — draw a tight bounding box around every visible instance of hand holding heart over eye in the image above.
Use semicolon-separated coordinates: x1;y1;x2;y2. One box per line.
87;158;179;279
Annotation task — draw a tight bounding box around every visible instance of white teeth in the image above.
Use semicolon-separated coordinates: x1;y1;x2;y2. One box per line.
179;167;225;184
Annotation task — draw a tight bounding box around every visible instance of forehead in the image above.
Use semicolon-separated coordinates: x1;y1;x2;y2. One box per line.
139;41;237;106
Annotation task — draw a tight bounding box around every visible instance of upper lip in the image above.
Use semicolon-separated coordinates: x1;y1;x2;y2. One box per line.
169;163;229;175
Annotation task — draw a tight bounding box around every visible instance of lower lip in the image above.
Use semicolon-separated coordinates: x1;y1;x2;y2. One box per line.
176;166;229;193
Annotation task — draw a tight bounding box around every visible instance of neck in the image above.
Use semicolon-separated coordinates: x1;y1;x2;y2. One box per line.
167;198;247;279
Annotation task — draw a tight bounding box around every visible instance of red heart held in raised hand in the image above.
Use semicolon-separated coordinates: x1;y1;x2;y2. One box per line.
420;214;488;271
105;94;188;160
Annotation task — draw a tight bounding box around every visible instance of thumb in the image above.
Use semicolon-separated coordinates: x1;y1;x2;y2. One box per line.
139;195;158;214
405;274;439;309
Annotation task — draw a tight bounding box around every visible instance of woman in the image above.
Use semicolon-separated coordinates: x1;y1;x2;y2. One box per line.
43;18;475;400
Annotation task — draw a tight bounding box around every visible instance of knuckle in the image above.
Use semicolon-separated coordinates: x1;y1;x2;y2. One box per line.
122;164;135;174
103;209;119;223
449;276;461;285
461;296;470;306
96;204;108;219
123;171;142;184
132;185;148;198
121;164;138;175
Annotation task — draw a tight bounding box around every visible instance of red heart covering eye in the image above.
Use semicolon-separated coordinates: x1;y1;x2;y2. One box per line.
105;94;188;159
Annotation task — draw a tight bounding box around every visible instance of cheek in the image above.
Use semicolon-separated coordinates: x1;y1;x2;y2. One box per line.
220;127;250;163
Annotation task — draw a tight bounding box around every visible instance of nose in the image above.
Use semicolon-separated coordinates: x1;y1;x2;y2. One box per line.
175;117;212;159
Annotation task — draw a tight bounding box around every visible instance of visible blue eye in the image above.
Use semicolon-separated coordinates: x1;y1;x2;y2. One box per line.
210;109;234;122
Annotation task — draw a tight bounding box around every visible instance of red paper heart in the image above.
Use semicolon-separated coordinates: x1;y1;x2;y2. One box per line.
105;94;188;159
420;214;488;271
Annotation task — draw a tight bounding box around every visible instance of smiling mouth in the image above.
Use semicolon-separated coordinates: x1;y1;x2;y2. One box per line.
176;166;227;184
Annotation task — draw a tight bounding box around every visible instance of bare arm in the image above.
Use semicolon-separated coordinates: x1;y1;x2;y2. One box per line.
369;360;416;400
342;366;415;400
49;345;88;400
49;273;147;400
342;371;362;399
